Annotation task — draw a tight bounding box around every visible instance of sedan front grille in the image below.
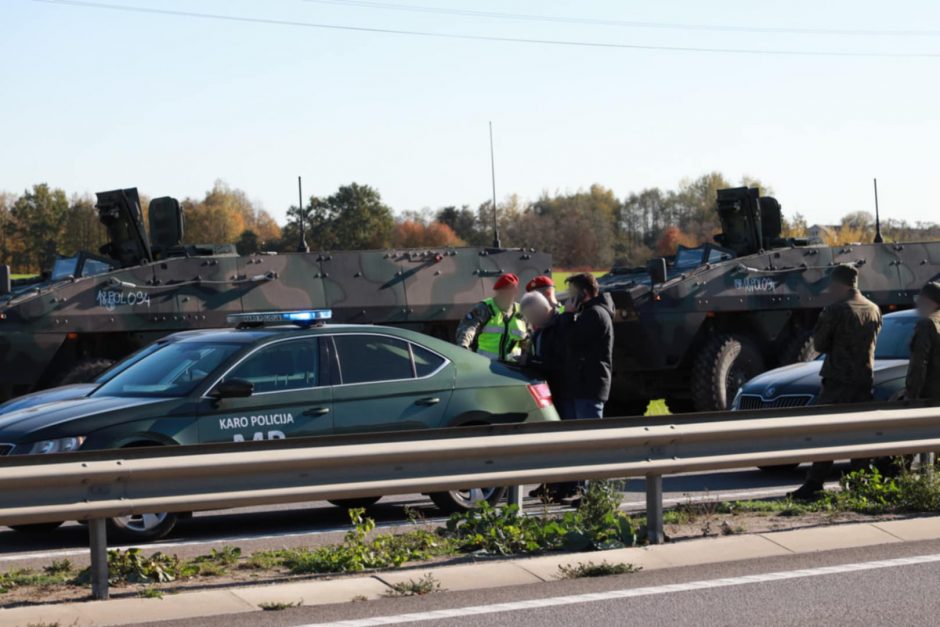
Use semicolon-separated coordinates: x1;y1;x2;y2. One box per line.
0;444;12;456
738;394;813;410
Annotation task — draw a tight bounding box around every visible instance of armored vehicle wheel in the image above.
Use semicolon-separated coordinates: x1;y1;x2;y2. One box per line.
328;497;382;510
692;334;766;411
429;486;507;514
780;331;819;365
58;358;115;385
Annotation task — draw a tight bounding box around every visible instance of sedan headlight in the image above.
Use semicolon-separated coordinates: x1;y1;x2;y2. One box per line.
28;436;86;455
730;387;743;410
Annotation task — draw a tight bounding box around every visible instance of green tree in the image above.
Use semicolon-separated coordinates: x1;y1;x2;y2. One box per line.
235;229;260;255
288;183;394;250
9;184;69;272
59;195;107;257
436;205;485;245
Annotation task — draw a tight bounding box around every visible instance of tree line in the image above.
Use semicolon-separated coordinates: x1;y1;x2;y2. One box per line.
3;173;939;275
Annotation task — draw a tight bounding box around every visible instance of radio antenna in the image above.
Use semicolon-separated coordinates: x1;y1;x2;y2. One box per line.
297;175;310;253
489;121;501;248
873;178;884;244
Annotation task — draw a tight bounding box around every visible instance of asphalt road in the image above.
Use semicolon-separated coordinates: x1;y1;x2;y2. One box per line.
0;465;826;569
141;538;940;627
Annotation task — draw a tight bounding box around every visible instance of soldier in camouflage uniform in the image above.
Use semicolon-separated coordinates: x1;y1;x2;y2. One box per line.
790;264;883;501
526;275;565;314
905;281;940;401
455;273;528;362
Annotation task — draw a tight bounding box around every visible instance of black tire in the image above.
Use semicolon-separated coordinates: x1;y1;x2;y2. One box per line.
9;522;62;534
758;464;801;472
328;497;382;510
108;512;179;542
107;441;179;542
692;334;766;411
58;358;115;385
780;331;818;365
429;487;508;514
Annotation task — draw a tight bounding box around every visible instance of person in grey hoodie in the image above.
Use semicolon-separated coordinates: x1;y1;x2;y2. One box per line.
562;272;614;419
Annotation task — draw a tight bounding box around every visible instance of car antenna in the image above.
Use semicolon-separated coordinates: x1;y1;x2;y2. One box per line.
489;121;501;248
873;177;884;244
297;175;310;253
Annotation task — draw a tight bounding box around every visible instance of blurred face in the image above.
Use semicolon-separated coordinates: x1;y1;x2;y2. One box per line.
493;286;518;311
827;281;853;300
522;301;552;327
566;284;588;307
916;295;940;317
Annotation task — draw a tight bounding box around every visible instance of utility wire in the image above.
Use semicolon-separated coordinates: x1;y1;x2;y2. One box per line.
33;0;940;58
304;0;940;38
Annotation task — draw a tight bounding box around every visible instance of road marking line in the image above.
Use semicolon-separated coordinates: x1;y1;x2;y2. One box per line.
310;553;940;626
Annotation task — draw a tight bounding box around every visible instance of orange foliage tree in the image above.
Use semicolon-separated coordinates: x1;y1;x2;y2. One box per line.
394;220;464;248
656;225;697;256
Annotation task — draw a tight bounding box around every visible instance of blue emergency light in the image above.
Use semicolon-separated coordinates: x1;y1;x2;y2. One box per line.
227;309;332;328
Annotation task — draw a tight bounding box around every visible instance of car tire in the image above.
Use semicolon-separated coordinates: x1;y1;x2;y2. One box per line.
429;487;508;514
692;334;766;411
9;522;62;534
107;441;179;542
108;512;178;542
328;497;382;510
58;358;115;385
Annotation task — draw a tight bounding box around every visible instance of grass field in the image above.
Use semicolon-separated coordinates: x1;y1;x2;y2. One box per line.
10;274;35;280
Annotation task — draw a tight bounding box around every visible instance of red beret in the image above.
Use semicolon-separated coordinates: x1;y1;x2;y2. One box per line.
493;273;519;291
525;275;555;292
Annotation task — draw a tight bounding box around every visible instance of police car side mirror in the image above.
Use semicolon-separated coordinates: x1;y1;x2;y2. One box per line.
211;378;254;399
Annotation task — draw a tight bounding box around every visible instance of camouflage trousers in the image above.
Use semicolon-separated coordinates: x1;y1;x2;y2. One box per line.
806;380;873;484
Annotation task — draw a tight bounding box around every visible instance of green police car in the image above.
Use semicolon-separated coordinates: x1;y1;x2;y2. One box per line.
0;310;559;540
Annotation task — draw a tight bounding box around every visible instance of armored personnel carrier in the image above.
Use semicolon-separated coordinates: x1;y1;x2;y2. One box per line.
600;186;940;413
0;188;550;401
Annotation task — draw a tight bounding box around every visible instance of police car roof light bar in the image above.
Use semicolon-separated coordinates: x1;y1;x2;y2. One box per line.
227;310;332;329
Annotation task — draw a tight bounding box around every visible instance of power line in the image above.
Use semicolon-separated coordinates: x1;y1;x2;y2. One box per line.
33;0;940;58
305;0;940;38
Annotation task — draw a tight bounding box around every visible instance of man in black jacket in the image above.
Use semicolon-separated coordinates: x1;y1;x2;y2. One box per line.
563;273;615;419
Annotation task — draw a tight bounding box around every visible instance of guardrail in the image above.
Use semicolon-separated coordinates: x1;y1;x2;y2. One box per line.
1;402;939;599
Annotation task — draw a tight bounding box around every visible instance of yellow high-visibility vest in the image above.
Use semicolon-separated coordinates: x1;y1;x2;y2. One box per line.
476;298;527;362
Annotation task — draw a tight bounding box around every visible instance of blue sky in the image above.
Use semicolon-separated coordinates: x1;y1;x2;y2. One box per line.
2;0;940;227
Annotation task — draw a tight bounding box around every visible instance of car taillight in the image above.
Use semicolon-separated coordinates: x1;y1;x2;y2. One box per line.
527;382;553;409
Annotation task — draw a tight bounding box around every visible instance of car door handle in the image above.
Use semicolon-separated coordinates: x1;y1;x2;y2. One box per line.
303;407;331;417
415;397;441;406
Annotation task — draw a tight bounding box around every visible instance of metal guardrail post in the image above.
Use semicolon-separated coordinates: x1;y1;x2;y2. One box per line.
507;485;524;515
88;518;109;600
646;474;664;545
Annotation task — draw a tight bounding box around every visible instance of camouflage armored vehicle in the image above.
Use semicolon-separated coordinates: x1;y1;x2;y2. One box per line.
0;188;550;402
599;186;940;414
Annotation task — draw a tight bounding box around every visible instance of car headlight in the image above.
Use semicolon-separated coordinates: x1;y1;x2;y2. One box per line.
730;387;743;410
28;436;86;455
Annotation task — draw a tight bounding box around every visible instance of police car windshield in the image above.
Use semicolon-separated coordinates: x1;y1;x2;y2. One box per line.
92;342;242;398
874;315;918;360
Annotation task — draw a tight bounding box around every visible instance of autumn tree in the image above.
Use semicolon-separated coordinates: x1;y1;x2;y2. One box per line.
656;225;697;256
394;220;464;248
